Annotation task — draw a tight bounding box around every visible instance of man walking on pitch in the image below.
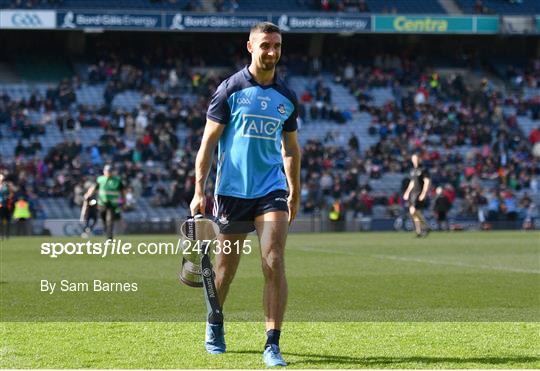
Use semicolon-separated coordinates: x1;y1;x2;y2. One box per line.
190;22;301;367
85;165;125;240
403;153;431;237
0;173;13;239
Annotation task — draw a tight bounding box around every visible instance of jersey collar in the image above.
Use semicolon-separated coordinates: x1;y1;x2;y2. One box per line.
242;66;280;88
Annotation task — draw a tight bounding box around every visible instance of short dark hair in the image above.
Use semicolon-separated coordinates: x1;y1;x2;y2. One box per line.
250;22;281;36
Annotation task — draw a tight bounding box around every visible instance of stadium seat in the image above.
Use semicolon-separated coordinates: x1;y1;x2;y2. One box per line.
454;0;540;15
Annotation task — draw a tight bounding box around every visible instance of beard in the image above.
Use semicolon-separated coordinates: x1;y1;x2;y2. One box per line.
260;57;278;71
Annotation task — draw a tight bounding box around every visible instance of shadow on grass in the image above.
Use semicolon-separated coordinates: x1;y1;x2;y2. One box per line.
228;350;540;367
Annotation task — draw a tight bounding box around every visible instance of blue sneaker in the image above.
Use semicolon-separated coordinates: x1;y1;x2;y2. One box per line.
263;344;287;367
205;323;226;354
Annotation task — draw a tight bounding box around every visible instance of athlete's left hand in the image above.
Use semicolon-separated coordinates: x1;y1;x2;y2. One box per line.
288;193;300;225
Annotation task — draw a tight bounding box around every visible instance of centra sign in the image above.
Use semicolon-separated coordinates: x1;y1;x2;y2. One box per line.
375;15;474;34
393;16;448;32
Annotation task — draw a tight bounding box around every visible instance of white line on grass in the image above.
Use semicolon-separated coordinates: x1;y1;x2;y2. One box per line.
295;246;359;256
295;246;540;274
372;254;540;274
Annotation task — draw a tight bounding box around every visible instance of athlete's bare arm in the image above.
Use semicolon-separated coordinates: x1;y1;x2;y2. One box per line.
281;130;301;224
403;180;414;201
84;184;97;200
190;119;225;215
419;177;431;201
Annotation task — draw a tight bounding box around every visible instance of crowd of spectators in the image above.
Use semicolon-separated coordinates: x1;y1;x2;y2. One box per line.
0;45;233;217
0;48;539;227
3;0;203;9
2;0;529;14
4;0;63;8
474;0;494;14
297;77;351;124
314;0;371;13
473;0;525;15
297;54;539;227
506;59;540;90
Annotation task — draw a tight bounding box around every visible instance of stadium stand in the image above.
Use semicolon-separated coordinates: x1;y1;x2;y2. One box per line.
1;50;539;226
0;0;197;10
363;0;446;14
455;0;540;15
0;0;446;13
0;1;538;231
3;0;539;14
235;0;446;13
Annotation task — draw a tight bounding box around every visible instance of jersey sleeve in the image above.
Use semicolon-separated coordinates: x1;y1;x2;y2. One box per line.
206;81;230;125
283;89;298;132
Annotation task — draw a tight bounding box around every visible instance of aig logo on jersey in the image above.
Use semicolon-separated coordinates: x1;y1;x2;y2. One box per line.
242;114;281;141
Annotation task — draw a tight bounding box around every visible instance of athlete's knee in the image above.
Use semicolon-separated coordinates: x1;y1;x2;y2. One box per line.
261;249;285;279
214;264;237;287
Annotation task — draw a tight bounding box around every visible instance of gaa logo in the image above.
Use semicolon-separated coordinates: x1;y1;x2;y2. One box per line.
242;114;280;141
202;268;212;278
237;97;251;105
12;13;43;27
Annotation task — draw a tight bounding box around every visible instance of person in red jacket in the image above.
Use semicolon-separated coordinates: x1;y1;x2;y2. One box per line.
528;126;540;145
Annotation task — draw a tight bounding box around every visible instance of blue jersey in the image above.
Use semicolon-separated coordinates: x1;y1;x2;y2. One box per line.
0;184;10;208
207;66;298;199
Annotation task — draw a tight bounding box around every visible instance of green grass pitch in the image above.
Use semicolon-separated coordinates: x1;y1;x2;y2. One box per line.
1;231;539;368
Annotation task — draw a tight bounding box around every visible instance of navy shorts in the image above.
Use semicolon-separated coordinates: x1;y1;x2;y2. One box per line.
0;206;11;221
409;193;427;209
213;190;289;234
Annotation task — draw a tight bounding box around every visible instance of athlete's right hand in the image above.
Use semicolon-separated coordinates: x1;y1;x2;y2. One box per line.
190;191;206;216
